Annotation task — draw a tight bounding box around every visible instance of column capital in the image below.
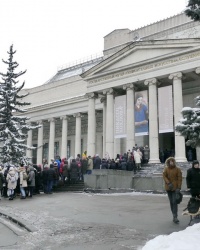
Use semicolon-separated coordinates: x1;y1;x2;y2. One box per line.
144;78;157;86
100;97;106;104
37;120;43;125
169;72;182;80
48;118;55;122
60;115;70;121
73;112;83;118
123;83;135;90
85;92;98;99
195;67;200;74
103;88;113;95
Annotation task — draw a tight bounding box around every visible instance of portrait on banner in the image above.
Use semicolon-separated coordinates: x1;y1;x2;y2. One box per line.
134;90;149;136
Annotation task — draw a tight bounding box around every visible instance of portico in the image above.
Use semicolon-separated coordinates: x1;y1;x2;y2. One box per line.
22;13;200;165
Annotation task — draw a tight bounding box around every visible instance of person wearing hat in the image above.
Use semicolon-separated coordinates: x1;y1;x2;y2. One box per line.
19;164;28;199
186;160;200;198
6;166;18;200
163;157;182;224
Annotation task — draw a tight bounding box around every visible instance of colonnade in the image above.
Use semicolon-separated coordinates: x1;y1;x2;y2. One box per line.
27;71;188;165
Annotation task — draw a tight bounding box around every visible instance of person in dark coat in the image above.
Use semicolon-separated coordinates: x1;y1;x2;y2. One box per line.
94;154;101;169
81;158;88;181
47;164;56;194
27;166;35;198
127;159;134;172
42;166;49;193
121;158;127;171
70;159;79;184
101;158;108;169
109;159;116;170
186;160;200;198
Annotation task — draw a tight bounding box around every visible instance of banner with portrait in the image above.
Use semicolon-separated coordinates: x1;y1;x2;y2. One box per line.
134;90;149;136
114;95;126;138
158;85;174;133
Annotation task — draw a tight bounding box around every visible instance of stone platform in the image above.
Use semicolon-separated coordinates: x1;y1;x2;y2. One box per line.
84;162;192;192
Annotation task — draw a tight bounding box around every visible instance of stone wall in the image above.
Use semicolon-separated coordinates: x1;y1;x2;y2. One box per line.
84;169;188;191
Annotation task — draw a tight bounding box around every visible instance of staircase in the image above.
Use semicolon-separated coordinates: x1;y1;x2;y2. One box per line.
54;180;85;192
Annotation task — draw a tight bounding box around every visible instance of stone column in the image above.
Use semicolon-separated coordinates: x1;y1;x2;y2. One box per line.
123;83;135;151
87;93;96;157
60;116;69;159
103;88;114;159
48;118;55;164
37;120;43;165
196;68;200;162
74;113;82;157
169;72;187;162
144;78;160;163
100;97;106;158
26;126;33;160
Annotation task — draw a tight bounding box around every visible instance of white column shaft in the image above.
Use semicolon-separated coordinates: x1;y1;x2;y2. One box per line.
48;119;55;164
37;122;43;165
105;90;114;159
126;85;135;151
87;97;96;157
61;117;68;158
144;78;160;163
170;73;187;162
103;101;106;158
75;114;81;157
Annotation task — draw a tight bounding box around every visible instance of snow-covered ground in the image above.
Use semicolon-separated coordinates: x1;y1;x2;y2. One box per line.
0;191;199;250
142;223;200;250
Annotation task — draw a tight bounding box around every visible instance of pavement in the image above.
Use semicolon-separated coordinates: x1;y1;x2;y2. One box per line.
0;191;193;250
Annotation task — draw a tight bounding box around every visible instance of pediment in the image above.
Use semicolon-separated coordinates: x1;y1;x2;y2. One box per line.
82;39;200;79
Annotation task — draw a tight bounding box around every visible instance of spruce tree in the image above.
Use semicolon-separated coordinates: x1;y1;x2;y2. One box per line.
185;0;200;21
175;96;200;147
0;45;39;164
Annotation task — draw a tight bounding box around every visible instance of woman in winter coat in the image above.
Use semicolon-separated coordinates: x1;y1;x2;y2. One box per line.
186;160;200;198
6;166;18;200
163;157;182;224
19;165;28;199
134;149;142;170
27;166;35;198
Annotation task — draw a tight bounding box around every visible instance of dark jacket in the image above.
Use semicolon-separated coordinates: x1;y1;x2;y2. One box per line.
186;167;200;190
94;156;101;169
47;166;56;181
121;160;127;171
70;162;79;180
81;159;88;174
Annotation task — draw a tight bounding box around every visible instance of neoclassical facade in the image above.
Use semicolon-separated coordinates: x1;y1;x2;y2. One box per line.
21;13;200;164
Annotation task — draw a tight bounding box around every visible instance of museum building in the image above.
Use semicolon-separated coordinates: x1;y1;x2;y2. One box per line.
21;12;200;165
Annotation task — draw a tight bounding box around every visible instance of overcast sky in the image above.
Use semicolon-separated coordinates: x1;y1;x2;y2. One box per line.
0;0;188;89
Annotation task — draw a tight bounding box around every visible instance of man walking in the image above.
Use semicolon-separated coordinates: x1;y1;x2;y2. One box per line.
163;157;182;224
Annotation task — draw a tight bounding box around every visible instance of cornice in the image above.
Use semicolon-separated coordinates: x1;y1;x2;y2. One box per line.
88;46;200;86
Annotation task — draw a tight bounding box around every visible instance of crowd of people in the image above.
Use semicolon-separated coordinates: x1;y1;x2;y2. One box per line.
0;146;150;201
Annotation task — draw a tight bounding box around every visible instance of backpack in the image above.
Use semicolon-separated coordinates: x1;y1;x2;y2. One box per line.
184;197;200;214
10;176;15;183
23;172;28;180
